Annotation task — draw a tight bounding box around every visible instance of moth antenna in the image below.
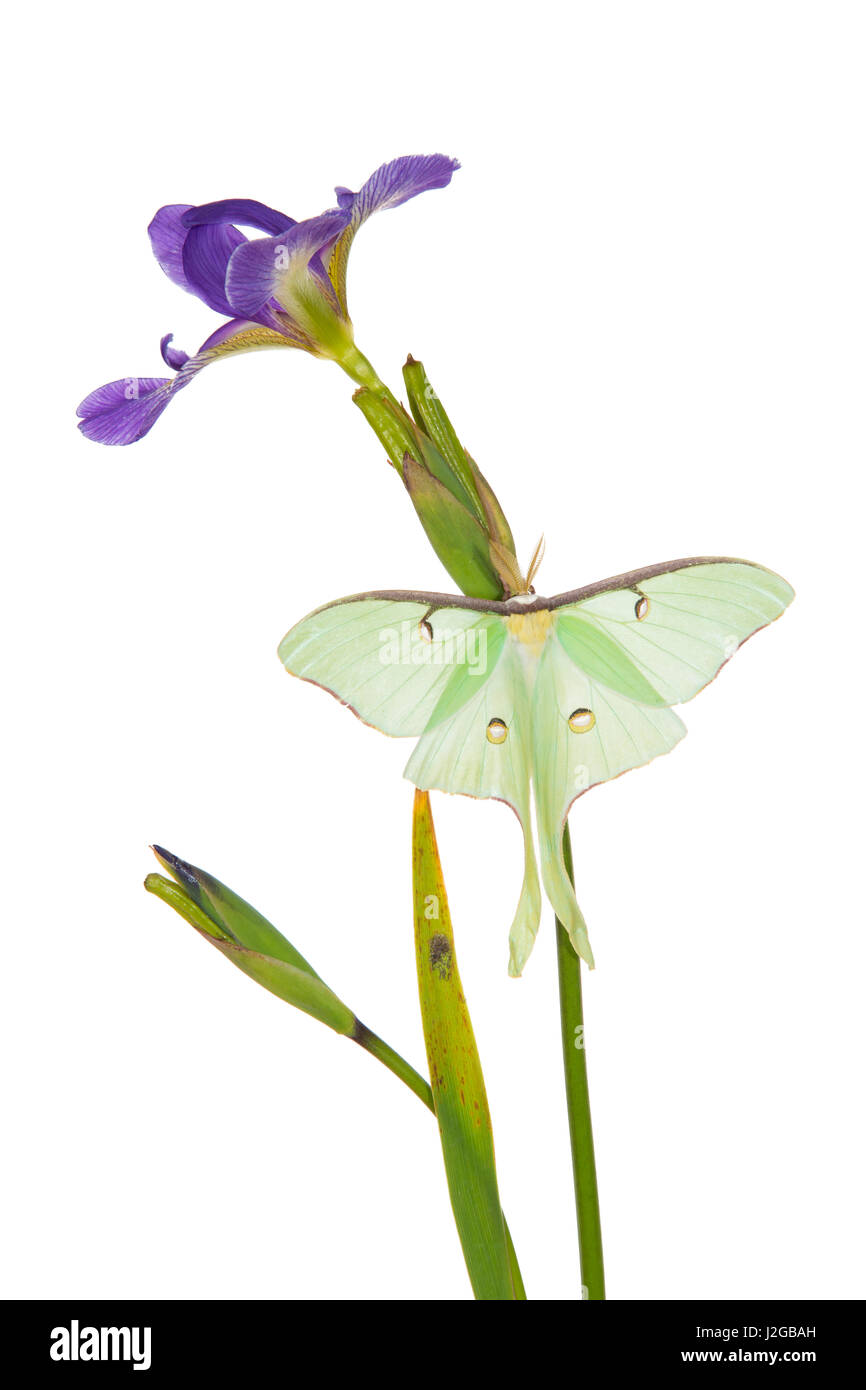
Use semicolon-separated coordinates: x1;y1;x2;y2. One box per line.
526;534;546;589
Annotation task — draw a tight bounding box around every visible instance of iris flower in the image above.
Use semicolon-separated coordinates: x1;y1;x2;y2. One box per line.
77;155;459;446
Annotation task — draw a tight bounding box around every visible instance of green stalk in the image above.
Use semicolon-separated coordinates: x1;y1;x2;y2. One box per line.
556;822;605;1300
337;344;391;394
351;1022;434;1109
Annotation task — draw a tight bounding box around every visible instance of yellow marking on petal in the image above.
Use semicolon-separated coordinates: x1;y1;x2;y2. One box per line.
327;226;356;316
202;326;297;365
271;260;354;360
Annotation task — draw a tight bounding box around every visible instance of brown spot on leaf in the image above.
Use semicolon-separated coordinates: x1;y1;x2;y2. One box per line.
428;933;453;980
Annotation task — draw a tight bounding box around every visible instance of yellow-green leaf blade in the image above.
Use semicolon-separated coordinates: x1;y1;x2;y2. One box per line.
412;789;517;1300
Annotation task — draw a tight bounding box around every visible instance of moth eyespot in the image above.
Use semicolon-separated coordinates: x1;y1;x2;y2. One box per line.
634;595;650;621
418;619;434;643
568;708;595;734
486;718;508;744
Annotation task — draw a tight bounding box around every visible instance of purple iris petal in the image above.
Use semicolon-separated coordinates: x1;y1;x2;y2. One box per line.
160;333;189;369
225;210;350;319
77;319;295;445
196;320;245;352
82;159;461;447
76;376;178;446
182;199;296;236
149;200;296;314
148;204;194;291
181;222;246;317
341;154;460;227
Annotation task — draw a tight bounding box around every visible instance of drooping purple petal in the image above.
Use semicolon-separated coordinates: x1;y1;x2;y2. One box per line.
148;204;194;291
340;154;460;228
77;319;299;446
182;199;296;236
76;377;177;446
225;210;349;319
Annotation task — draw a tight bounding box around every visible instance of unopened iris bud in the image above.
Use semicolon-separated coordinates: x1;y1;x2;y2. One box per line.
401;454;505;599
146;847;354;1035
402;358;486;520
356;359;526;600
402;358;518;555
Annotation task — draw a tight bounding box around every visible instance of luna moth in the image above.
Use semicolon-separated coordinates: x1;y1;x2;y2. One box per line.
278;556;793;975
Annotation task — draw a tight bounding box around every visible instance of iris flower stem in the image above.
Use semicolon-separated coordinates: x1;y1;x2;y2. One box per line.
338;344;391;395
557;822;605;1300
352;1022;434;1108
352;1021;526;1298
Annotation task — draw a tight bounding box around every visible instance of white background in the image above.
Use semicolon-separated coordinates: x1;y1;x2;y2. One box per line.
3;1;864;1301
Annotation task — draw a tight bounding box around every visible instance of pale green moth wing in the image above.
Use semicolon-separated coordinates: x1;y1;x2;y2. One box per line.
531;636;686;967
536;558;793;965
279;596;541;974
278;558;793;974
405;638;541;976
552;560;794;706
278;597;499;736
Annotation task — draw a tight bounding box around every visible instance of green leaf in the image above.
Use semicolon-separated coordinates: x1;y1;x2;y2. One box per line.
352;387;420;473
467;453;517;555
402;357;487;522
412;789;517;1300
353;386;480;515
353;375;524;600
402;357;521;582
415;435;481;517
402;454;504;600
